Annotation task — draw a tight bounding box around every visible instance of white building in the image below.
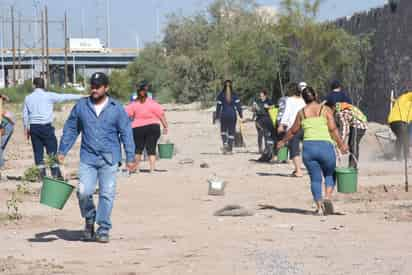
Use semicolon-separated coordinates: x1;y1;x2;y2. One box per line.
255;5;278;24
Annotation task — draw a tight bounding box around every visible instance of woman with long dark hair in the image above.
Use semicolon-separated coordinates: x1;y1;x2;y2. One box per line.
215;80;243;154
277;87;348;215
125;81;169;172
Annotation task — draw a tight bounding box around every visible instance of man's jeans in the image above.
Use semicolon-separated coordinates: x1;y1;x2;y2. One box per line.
78;159;118;234
29;124;58;166
0;123;14;167
302;141;336;202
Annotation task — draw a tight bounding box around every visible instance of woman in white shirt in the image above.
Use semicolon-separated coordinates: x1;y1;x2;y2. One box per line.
277;82;306;177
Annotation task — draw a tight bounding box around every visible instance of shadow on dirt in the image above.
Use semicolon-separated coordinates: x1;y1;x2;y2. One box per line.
258;204;345;216
256;172;294;178
27;229;83;242
258;204;315;215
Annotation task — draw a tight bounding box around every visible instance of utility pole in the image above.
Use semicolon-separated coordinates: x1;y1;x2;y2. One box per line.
73;54;76;84
41;10;45;80
81;8;85;38
106;0;111;48
17;12;21;83
33;0;40;81
64;11;68;85
96;0;103;41
156;7;160;42
135;34;140;54
1;11;6;88
45;6;50;88
11;6;16;86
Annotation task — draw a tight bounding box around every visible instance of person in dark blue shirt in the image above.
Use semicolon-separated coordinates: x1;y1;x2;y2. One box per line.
324;80;352;107
252;89;274;153
216;80;243;154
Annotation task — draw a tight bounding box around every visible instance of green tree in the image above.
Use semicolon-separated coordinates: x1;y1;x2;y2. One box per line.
127;44;170;101
109;70;133;101
112;0;372;108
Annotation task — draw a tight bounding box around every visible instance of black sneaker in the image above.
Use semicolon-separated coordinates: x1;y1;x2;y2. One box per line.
95;232;110;243
39;168;47;180
81;221;95;242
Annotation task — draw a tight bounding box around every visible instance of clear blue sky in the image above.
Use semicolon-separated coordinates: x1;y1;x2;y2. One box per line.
0;0;386;48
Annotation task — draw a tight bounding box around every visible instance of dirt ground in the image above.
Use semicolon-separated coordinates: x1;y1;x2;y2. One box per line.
1;104;412;275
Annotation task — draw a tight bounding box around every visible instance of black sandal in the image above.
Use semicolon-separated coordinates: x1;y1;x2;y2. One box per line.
322;199;334;215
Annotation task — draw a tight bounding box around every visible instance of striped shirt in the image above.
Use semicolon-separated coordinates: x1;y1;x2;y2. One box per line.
336;109;368;140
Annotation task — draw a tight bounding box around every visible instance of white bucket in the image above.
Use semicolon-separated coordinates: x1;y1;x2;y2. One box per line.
208;177;225;196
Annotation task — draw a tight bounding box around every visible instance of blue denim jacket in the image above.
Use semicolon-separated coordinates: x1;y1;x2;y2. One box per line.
58;97;135;165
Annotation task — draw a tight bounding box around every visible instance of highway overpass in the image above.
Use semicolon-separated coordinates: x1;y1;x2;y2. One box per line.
0;49;138;87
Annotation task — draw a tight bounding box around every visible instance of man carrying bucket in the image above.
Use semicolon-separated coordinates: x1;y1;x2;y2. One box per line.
58;72;136;243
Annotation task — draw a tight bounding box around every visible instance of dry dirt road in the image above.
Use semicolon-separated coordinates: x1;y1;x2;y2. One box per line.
0;105;412;275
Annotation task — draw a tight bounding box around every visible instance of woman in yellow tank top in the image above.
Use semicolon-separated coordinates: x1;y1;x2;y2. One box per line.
277;87;348;215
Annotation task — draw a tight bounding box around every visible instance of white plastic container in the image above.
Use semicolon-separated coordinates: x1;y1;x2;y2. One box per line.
208;175;226;196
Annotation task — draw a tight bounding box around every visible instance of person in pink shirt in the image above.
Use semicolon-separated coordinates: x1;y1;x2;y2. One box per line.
125;81;169;172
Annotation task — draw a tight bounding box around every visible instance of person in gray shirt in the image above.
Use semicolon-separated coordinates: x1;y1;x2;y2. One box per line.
23;77;84;179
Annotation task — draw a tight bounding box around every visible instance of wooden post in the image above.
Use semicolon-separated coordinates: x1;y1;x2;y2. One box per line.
45;6;50;89
41;10;45;79
405;154;408;192
10;6;16;86
17;12;21;83
0;97;3;122
64;11;68;85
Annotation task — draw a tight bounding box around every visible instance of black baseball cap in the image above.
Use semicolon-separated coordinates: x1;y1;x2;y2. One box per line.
90;72;109;87
137;80;149;91
331;80;341;90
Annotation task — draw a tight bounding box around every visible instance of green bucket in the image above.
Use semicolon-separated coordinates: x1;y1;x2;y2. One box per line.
336;167;358;194
158;143;174;159
277;147;289;162
40;177;75;210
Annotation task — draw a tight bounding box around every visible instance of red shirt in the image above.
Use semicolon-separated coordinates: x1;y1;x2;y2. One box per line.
125;98;164;128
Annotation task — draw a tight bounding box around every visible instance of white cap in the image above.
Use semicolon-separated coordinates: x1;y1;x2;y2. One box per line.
298;82;307;91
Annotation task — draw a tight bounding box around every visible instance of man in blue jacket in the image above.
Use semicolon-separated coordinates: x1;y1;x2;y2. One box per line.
58;72;136;243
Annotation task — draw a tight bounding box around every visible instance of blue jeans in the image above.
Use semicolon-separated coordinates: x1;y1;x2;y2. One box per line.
78;159;118;234
0;123;14;167
29;124;58;166
302;141;336;202
220;114;236;147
